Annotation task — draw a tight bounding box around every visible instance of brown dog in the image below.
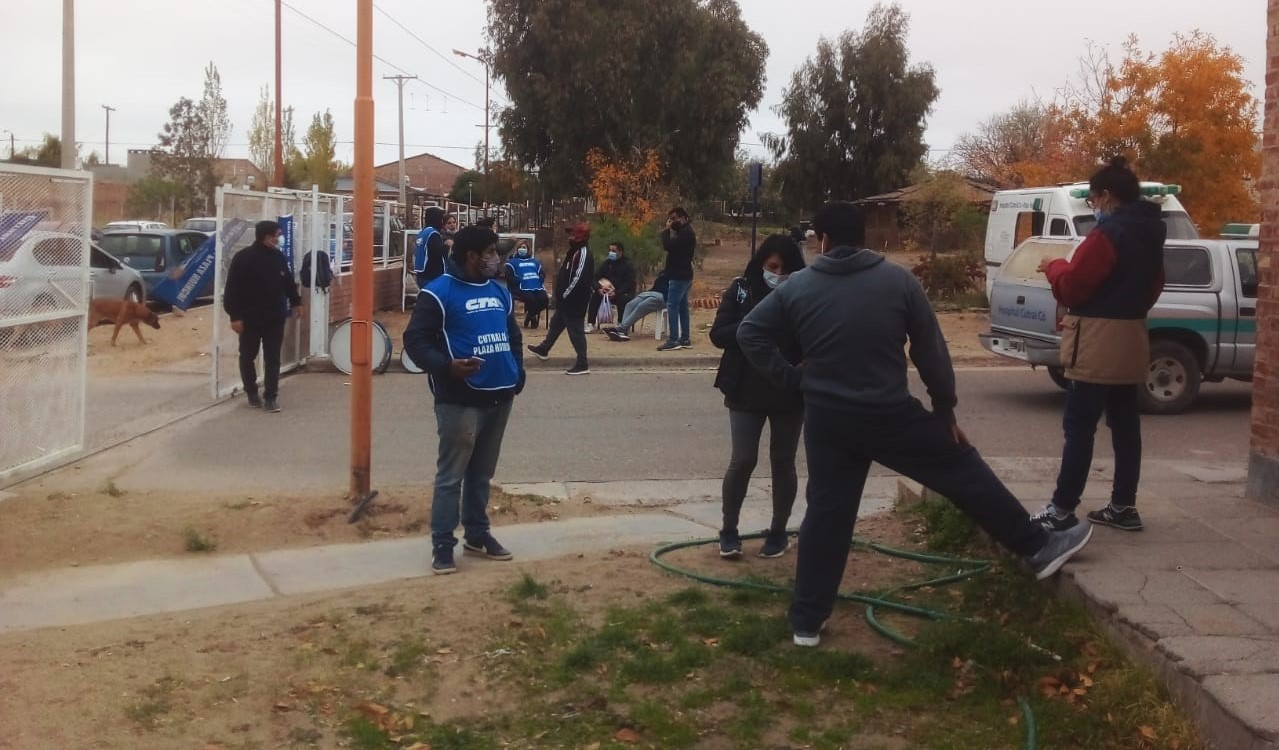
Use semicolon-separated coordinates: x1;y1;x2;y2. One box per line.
90;298;161;346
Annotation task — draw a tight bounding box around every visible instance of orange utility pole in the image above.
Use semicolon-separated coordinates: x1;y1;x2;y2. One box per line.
348;0;377;514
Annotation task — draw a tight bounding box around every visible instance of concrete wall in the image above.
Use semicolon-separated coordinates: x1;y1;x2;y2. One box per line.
1249;0;1279;504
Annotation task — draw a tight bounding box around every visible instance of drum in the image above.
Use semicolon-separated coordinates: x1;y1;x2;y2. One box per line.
329;318;393;375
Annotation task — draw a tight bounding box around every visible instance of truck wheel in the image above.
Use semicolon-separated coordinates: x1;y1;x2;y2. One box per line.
1047;366;1071;391
1141;340;1201;415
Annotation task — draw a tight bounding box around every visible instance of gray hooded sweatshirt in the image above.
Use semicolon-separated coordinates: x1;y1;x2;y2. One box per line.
736;246;958;421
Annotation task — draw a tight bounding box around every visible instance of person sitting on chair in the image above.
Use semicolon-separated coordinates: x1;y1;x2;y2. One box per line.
605;270;670;342
587;242;636;332
505;241;548;329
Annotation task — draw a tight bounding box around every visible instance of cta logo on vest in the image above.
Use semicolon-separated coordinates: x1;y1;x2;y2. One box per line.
465;297;505;313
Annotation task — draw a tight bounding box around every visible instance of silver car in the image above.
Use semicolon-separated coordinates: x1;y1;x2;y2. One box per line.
0;231;146;318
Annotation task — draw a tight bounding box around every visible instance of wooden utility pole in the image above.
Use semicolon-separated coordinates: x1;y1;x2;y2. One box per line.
383;74;417;210
273;0;285;187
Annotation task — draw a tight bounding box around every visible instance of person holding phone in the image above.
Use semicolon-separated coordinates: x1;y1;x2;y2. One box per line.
404;225;526;575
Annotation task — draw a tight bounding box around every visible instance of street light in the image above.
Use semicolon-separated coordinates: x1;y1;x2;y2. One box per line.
467;180;474;220
452;48;491;216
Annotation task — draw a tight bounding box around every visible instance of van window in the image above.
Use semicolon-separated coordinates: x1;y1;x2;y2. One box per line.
1237;248;1258;298
1073;210;1200;239
32;237;81;266
1014;211;1045;246
1163;246;1213;287
100;235;163;271
90;247;116;269
1048;218;1070;236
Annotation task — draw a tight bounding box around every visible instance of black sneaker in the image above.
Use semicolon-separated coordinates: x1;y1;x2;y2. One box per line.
718;531;743;558
463;534;513;560
1087;504;1144;531
566;363;591;375
432;545;457;575
246;393;262;409
1027;523;1094;580
264;397;281;413
758;530;791;558
1029;503;1078;532
607;328;631;342
679;341;692;350
527;345;549;361
657;341;681;352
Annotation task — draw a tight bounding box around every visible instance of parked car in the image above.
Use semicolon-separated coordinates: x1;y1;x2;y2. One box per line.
182;217;217;234
343;211;405;264
103;220;169;233
0;231;146;315
979;237;1258;414
98;229;214;300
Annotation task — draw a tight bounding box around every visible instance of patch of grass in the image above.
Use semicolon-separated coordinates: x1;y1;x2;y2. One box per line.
912;496;981;554
123;676;180;729
632;700;698;748
509;572;549;601
336;635;375;669
182;526;217;553
385;637;430;678
665;587;710;608
101;480;126;498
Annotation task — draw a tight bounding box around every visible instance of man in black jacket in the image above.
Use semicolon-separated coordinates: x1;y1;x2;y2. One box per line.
587;241;637;330
657;207;696;351
737;201;1094;648
528;222;594;375
224;220;302;412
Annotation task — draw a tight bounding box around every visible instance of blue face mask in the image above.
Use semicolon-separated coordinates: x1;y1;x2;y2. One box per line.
1093;208;1109;223
607;251;619;261
516;247;529;258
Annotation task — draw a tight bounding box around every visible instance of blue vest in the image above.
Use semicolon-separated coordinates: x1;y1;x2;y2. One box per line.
413;227;438;274
507;256;544;292
421;274;520;391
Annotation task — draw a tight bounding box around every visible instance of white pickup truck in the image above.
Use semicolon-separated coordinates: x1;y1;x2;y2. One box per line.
979;237;1258;414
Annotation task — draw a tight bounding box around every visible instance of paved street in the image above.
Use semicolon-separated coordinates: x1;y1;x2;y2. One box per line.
69;366;1252;494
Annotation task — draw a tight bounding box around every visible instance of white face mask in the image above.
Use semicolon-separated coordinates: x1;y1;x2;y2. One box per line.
762;270;788;289
481;256;502;278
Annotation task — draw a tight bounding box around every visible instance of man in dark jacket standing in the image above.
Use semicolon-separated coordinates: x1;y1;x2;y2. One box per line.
738;201;1094;648
403;225;524;575
657;207;696;351
224;220;302;413
528;222;594;375
1034;157;1166;533
587;241;637;331
412;207;448;287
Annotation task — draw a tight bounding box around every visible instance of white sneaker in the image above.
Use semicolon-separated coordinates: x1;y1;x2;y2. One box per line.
584;323;595;334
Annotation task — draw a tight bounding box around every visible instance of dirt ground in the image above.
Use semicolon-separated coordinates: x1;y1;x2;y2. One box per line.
80;237;998;378
0;513;926;750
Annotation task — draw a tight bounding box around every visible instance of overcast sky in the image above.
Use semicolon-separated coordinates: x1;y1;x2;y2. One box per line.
0;0;1266;174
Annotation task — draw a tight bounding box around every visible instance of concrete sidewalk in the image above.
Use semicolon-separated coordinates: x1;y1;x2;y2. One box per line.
1;463;1275;747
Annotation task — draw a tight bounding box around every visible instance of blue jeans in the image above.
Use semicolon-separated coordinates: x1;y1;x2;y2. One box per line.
665;279;692;344
431;400;513;547
1050;382;1142;511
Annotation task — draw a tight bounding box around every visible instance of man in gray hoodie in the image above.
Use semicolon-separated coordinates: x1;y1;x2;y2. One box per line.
737;201;1094;648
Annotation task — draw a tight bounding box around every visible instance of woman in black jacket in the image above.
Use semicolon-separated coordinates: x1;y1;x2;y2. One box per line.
710;235;806;558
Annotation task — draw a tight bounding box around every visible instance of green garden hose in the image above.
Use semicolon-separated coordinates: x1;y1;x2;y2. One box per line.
649;530;1037;750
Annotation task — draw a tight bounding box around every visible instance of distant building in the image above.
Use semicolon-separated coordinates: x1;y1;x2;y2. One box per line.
852;176;998;252
373;152;468;197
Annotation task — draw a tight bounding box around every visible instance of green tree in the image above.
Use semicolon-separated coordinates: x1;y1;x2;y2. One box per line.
297;110;339;192
451;170;486;205
247;85;275;180
125;175;188;219
199;62;232;159
8;134;65;167
765;3;938;212
487;0;767;200
154;97;215;216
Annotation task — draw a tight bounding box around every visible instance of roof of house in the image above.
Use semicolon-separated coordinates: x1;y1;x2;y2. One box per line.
334;175;403;194
853;176;999;206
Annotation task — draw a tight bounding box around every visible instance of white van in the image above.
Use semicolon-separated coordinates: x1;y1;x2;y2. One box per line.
983;182;1197;295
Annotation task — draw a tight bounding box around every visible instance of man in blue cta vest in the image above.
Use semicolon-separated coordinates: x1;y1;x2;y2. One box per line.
412;206;448;288
404;225;525;575
504;239;548;329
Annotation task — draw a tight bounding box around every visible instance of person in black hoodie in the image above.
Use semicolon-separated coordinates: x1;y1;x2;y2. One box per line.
657;206;696;351
710;235;806;559
528;221;594;375
738;201;1095;648
223;220;302;413
587;241;637;330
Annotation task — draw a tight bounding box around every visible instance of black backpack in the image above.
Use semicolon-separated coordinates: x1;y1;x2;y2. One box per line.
300;251;333;291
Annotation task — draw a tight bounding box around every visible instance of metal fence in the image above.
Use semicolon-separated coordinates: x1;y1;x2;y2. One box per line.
0;164;92;482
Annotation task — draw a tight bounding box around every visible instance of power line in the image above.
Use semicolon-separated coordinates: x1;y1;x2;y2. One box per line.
278;0;485;112
372;3;511;109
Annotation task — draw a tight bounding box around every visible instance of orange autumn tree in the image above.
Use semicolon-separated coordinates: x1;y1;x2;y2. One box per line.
585;147;666;233
1070;32;1261;233
952;101;1092;188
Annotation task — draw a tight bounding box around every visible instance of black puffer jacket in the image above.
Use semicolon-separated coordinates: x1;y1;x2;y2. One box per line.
710;277;803;413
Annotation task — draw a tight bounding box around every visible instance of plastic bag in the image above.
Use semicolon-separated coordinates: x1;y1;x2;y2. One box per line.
597;294;615;325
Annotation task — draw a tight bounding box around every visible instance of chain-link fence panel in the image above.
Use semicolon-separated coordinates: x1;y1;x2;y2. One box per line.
0;164;91;482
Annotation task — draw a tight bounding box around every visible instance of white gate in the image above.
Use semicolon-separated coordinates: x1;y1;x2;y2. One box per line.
211;186;345;398
0;164;92;482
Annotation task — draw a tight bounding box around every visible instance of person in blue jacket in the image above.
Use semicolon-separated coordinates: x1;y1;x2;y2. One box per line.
504;240;548;328
412;206;448;288
403;225;525;575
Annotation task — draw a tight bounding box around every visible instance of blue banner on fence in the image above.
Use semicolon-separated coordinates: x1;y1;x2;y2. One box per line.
152;218;250;311
278;215;295;276
0;211;47;258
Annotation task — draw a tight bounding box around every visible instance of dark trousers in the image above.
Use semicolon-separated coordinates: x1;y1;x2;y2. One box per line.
238;320;285;399
517;289;549;326
540;308;588;366
722;408;804;535
587;292;633;325
1050;382;1142;511
792;400;1047;632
